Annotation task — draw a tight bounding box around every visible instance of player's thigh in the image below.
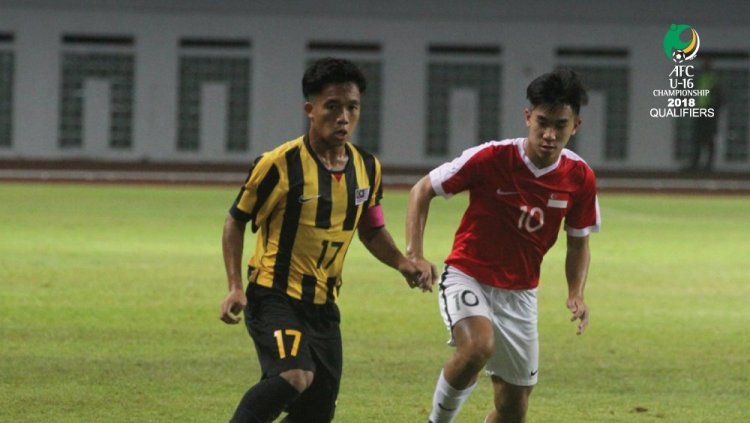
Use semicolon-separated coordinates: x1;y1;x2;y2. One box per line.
244;286;316;378
485;288;539;386
438;266;494;344
284;328;342;422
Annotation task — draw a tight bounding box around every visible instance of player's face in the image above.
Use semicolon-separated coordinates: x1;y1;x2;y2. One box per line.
524;104;581;168
305;82;361;149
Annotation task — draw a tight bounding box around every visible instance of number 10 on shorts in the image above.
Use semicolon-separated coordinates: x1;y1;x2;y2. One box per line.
453;290;479;311
273;329;302;359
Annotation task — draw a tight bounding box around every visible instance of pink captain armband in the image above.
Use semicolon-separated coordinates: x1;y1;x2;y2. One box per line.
360;204;385;229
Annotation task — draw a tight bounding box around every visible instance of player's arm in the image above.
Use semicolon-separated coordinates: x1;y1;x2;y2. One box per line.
220;214;248;324
565;234;591;335
357;207;429;291
219;155;280;324
405;175;439;290
406;145;488;289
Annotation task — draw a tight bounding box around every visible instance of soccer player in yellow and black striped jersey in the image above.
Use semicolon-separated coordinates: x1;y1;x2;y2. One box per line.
219;58;434;423
229;133;383;304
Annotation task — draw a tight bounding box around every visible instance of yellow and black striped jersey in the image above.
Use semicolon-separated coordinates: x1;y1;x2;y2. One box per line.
230;135;383;304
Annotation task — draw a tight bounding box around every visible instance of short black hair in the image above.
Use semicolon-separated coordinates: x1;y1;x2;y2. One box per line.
526;68;588;115
302;57;367;99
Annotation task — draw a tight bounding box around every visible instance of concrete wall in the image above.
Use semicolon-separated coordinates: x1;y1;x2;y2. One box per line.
0;4;748;171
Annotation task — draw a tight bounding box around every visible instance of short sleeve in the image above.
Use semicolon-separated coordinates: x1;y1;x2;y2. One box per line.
369;156;383;208
565;166;601;237
356;146;382;209
429;143;495;197
229;154;282;232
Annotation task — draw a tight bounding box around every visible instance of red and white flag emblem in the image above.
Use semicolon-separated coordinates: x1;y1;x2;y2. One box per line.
547;192;569;208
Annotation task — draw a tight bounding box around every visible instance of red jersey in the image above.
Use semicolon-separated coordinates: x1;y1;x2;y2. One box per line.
429;138;600;290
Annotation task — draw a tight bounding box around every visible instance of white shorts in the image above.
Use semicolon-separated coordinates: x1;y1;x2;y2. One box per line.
438;265;539;386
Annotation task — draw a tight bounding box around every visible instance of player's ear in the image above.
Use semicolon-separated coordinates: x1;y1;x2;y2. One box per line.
524;108;532;128
571;116;582;136
304;101;314;118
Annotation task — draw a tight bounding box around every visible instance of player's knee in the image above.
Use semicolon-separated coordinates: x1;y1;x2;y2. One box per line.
280;369;314;393
460;337;494;367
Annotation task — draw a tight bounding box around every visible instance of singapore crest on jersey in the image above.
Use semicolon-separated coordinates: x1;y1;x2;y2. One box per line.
547;193;570;208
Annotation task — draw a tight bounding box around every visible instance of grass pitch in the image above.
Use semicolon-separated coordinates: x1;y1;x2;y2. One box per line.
1;183;748;422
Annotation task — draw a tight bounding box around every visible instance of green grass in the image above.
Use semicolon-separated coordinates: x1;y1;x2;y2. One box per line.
1;183;749;422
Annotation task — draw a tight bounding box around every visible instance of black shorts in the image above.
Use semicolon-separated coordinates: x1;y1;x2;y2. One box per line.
244;284;342;422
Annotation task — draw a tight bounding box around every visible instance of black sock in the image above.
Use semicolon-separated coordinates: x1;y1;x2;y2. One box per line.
230;376;300;423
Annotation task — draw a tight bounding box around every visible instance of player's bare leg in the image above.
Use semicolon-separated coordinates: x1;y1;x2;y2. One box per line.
445;316;495;387
429;316;494;423
484;376;533;423
279;369;314;392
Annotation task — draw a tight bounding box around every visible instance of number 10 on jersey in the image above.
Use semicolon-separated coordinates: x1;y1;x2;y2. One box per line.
518;206;544;233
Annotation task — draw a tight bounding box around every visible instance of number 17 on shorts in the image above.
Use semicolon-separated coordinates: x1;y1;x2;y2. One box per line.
274;329;302;359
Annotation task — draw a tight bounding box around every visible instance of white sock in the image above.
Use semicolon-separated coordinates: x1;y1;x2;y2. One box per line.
428;369;477;423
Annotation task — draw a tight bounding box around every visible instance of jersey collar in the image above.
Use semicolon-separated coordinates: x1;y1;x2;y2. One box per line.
303;134;352;175
518;138;561;178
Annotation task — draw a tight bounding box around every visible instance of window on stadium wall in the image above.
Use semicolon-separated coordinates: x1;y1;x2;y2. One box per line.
673;55;749;163
58;35;135;150
306;42;383;153
426;45;502;157
0;44;13;148
177;38;251;153
557;49;630;161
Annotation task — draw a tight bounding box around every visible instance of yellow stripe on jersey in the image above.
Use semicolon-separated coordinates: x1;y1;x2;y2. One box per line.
229;135;382;304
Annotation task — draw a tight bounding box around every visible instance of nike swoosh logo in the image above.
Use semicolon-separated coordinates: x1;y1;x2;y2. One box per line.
438;403;457;412
298;195;321;203
496;189;519;196
530;370;538;376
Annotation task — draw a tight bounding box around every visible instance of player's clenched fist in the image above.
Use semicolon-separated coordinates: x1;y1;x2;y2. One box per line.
410;257;437;292
220;288;247;324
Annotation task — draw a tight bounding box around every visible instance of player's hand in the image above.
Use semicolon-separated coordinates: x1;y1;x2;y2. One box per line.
566;295;589;335
220;287;247;324
397;257;432;292
410;257;438;292
397;257;422;290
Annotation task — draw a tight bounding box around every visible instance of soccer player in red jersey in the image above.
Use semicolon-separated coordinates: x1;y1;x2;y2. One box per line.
406;68;600;423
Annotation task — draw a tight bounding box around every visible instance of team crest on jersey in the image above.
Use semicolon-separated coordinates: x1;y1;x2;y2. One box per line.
355;187;370;205
547;193;570;208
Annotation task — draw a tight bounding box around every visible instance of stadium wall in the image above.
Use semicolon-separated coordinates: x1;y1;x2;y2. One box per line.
0;3;749;173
